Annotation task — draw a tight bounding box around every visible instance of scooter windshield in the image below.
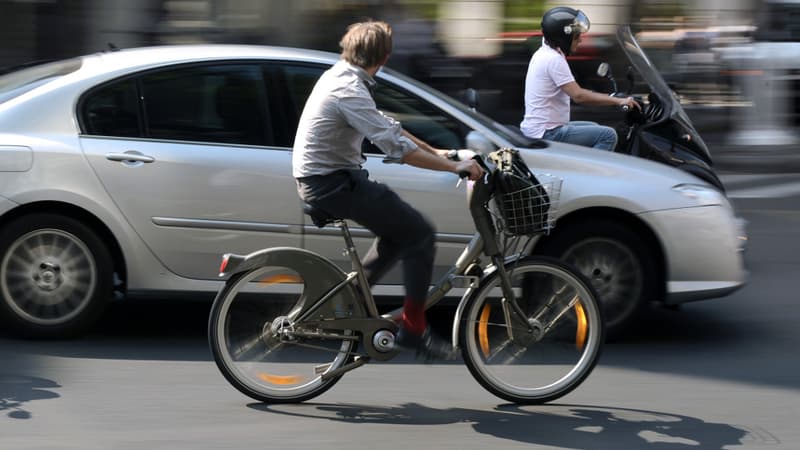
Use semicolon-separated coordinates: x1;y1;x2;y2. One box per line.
616;26;685;121
617;25;712;161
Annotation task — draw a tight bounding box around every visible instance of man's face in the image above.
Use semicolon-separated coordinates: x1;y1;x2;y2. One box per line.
570;33;582;54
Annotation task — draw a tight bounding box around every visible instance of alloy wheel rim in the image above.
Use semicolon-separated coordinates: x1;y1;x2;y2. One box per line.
562;237;643;329
1;229;97;325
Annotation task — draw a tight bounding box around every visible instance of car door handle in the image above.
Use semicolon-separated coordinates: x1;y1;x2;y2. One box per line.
105;151;155;163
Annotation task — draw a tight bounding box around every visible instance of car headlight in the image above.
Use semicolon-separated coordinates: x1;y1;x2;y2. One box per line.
672;183;725;206
734;217;748;252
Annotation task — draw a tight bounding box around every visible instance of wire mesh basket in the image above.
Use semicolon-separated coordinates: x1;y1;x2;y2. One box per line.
496;176;562;236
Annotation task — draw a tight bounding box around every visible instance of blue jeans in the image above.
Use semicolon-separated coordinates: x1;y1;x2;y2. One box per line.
542;121;617;151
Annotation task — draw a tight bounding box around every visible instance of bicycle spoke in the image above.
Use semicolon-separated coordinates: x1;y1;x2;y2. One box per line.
482;337;527;364
230;333;271;360
465;319;530;333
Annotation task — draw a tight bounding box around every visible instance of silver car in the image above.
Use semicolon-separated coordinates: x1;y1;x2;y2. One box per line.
0;45;747;338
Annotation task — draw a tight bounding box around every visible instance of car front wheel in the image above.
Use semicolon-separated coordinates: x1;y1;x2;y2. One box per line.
0;213;113;338
538;220;656;336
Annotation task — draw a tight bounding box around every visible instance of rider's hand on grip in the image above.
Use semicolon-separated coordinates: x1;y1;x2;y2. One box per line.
456;159;484;181
618;96;641;112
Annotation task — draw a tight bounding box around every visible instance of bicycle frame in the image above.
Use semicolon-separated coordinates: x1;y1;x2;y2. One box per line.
217;151;553;364
291;167;531;351
209;149;603;405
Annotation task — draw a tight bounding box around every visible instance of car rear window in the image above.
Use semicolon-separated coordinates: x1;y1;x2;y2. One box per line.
0;58;82;104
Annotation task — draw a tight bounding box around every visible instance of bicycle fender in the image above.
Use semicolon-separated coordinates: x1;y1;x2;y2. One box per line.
451;263;501;348
218;247;357;306
450;254;530;348
219;247;330;277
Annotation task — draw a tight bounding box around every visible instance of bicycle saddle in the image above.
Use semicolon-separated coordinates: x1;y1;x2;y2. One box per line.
303;202;339;228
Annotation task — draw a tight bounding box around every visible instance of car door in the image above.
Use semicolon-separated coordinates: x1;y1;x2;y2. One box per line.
78;62;301;280
272;62;475;286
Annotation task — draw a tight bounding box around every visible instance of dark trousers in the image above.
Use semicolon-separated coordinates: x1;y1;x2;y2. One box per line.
296;169;436;302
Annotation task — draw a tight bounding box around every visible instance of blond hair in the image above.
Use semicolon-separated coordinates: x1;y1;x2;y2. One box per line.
339;21;393;69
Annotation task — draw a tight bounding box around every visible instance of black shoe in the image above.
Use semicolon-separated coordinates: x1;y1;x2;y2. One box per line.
395;327;459;362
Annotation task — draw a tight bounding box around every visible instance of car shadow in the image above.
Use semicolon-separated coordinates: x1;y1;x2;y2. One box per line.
0;374;61;419
251;402;754;449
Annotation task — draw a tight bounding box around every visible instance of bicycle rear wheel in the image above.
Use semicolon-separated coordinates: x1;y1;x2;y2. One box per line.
209;260;365;403
459;256;604;404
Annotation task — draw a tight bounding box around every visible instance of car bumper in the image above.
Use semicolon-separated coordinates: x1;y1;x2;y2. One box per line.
639;205;748;304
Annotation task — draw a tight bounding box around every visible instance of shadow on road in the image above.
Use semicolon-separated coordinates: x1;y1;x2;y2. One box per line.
0;374;60;419
3;269;798;391
253;402;756;449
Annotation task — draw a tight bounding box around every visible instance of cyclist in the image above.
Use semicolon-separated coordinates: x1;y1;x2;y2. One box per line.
520;6;640;150
292;20;483;360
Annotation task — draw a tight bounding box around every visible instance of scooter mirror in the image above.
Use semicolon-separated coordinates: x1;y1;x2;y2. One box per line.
596;62;611;78
464;88;479;111
597;63;618;93
626;66;636;94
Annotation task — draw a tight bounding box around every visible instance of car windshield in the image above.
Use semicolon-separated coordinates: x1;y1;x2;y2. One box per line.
0;58;82;104
379;66;542;148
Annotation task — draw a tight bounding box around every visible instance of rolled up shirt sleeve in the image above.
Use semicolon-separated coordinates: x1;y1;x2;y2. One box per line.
338;94;419;163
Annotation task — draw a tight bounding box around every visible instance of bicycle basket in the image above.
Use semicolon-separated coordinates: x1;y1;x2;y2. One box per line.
497;175;562;235
490;148;562;236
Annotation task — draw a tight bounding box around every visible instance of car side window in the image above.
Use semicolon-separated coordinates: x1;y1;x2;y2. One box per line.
140;64;272;146
267;64;464;153
81;78;141;137
264;63;327;148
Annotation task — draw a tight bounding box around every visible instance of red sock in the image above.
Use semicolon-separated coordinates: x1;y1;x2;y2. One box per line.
401;297;427;336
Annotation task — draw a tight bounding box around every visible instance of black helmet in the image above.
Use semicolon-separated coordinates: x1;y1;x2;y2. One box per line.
541;7;590;56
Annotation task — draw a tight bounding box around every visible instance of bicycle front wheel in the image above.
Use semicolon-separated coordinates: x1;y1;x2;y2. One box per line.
459;256;605;404
209;259;365;404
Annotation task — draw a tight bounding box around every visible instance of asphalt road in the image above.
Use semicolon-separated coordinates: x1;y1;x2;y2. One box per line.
1;173;799;450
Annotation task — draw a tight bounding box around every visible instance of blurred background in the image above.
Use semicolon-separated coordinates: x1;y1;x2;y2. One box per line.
0;0;797;150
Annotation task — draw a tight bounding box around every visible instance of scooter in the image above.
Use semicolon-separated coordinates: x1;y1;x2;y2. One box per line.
598;26;725;192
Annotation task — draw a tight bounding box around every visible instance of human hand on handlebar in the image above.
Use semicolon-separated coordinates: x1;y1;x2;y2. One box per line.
455;158;484;181
617;96;641;112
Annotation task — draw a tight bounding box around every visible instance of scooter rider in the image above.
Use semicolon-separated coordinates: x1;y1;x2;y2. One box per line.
520;7;640;150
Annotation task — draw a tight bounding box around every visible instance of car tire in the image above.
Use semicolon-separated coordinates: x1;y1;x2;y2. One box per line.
0;213;113;338
538;219;656;337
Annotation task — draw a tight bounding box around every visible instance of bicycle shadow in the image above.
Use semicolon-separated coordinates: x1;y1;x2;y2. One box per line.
0;374;61;419
251;402;750;449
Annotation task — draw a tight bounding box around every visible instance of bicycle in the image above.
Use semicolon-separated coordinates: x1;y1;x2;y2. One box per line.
208;148;605;404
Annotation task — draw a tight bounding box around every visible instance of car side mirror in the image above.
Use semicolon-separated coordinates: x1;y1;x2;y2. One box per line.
466;130;496;154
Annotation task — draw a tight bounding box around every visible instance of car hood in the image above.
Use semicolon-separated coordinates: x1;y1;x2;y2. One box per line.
515;141;721;213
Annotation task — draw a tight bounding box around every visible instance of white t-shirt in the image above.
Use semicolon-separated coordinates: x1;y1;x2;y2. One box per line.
520;42;575;139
